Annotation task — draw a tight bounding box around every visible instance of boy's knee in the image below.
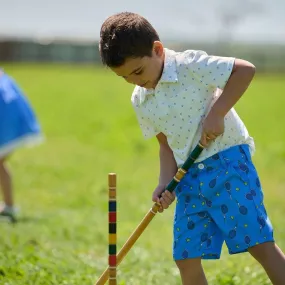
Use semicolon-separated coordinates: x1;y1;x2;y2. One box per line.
0;155;9;164
0;159;5;170
175;257;202;273
248;241;276;262
176;258;207;285
0;156;10;174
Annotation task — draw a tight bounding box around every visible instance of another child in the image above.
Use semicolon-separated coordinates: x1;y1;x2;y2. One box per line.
99;12;285;285
0;70;43;223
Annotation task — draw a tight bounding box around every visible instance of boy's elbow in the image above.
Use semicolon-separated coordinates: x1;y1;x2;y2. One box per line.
234;59;256;77
246;62;256;78
235;59;256;80
247;65;256;83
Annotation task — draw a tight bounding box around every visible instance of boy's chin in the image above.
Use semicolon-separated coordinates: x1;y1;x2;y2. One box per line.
140;81;155;89
139;81;149;88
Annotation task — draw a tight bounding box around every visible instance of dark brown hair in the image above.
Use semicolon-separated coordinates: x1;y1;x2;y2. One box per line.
99;12;160;67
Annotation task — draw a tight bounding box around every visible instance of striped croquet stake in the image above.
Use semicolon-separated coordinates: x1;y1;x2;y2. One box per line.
108;173;117;285
95;143;204;285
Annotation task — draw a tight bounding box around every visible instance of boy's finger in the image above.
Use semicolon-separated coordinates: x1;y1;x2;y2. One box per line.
161;193;173;205
160;198;169;209
200;132;208;147
156;198;164;212
206;133;216;140
152;194;161;202
164;190;176;201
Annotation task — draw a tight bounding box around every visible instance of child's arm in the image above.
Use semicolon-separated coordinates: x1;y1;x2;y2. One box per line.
152;132;177;212
201;59;256;146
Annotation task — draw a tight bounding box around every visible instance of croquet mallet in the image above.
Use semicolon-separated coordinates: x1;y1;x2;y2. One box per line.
96;142;204;285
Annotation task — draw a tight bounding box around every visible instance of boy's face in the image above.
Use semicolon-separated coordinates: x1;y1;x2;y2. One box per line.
111;41;164;89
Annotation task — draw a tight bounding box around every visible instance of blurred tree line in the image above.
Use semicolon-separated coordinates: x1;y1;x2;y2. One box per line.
0;39;284;73
1;0;284;72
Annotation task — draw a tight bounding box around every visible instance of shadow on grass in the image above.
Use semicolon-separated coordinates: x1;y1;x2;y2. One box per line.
0;215;45;224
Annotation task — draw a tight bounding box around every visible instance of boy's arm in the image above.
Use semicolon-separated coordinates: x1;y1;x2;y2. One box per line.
152;132;177;212
157;132;178;186
211;59;255;116
201;59;256;146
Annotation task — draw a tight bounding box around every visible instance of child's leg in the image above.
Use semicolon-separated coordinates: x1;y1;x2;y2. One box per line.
248;242;285;285
0;156;13;207
175;258;208;285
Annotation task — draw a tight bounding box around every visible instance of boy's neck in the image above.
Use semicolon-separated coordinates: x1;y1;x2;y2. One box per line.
151;50;165;90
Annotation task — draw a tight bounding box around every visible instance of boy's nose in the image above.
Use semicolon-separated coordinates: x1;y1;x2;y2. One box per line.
125;77;136;85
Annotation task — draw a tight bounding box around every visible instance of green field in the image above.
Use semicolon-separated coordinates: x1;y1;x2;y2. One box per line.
0;64;284;285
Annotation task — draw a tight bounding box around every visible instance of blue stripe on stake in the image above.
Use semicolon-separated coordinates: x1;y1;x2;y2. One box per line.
109;244;117;255
109;201;116;212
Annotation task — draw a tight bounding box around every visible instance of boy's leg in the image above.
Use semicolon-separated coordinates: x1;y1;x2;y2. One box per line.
176;258;208;285
0;156;13;207
0;156;17;222
248;242;285;285
173;176;224;285
206;145;281;283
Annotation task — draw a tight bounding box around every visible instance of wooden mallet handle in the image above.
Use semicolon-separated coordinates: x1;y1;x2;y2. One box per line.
95;143;204;285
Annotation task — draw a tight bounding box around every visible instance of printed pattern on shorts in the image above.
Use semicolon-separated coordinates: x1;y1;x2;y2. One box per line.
173;145;274;260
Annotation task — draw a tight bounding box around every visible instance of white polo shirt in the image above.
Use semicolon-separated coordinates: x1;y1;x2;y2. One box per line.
131;48;255;166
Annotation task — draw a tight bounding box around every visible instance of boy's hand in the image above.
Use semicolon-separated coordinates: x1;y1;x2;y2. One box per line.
201;110;225;147
152;184;176;213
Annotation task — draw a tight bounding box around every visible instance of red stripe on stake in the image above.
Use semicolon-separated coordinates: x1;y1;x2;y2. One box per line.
109;212;117;223
109;255;117;266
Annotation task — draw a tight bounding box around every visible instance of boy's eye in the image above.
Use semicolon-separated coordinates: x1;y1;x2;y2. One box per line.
134;69;143;75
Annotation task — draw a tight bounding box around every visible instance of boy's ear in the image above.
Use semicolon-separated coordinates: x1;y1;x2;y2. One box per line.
153;41;164;57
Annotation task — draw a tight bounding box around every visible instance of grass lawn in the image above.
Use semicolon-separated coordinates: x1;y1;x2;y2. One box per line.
0;64;284;285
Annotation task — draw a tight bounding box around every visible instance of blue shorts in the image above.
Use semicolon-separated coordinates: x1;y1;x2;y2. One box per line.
173;144;274;260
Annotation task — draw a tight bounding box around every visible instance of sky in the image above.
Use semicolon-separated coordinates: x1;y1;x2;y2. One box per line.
0;0;284;44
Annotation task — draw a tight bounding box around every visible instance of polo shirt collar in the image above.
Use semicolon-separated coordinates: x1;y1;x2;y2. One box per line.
143;48;178;98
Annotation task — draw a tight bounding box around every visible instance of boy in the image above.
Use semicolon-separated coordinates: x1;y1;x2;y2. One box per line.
0;70;43;223
99;12;285;285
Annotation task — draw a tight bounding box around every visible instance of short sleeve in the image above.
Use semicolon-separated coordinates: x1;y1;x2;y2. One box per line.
133;107;159;139
131;89;159;139
186;50;235;89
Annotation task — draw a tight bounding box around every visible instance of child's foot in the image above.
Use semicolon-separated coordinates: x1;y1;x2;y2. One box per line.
0;203;17;223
